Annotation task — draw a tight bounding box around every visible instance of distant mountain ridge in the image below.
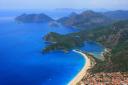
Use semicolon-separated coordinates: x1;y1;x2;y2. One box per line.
58;10;128;30
104;10;128;21
15;10;128;29
58;10;112;30
15;13;54;23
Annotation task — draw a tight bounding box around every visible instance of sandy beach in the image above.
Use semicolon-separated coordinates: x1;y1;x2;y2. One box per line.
68;50;91;85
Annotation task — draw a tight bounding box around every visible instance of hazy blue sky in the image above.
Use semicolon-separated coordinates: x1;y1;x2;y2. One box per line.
0;0;128;10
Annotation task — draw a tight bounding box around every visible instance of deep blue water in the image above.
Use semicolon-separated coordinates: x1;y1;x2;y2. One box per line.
0;16;103;85
81;41;104;58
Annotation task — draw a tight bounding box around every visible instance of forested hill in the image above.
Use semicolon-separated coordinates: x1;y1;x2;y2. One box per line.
58;10;128;30
58;10;111;30
104;10;128;21
15;13;54;23
84;20;128;72
43;20;128;72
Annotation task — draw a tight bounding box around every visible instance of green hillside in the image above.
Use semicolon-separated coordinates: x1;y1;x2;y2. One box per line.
43;20;128;72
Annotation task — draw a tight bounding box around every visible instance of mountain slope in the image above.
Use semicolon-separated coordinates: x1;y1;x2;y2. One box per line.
43;20;128;72
104;10;128;21
15;13;54;23
85;20;128;72
58;10;111;30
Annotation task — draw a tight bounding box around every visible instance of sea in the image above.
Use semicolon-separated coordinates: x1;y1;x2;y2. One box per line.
0;10;103;85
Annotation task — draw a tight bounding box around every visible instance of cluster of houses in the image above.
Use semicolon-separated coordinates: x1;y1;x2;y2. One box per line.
79;72;128;85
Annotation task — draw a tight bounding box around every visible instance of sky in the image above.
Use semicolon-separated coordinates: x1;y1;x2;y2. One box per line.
0;0;128;10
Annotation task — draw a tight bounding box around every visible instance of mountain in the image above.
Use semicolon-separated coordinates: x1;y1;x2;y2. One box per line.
58;10;128;30
104;10;128;21
58;10;111;30
15;13;54;23
43;20;128;72
43;32;84;53
84;20;128;72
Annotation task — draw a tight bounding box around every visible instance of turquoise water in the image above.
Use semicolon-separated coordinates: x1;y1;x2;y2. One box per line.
81;41;104;58
0;15;103;85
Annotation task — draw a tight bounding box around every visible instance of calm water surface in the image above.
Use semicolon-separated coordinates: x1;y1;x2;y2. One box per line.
0;16;103;85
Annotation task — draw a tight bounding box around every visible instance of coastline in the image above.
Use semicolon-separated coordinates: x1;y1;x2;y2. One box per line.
68;50;91;85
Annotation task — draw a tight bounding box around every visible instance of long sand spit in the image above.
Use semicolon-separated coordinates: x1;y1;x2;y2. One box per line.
68;50;91;85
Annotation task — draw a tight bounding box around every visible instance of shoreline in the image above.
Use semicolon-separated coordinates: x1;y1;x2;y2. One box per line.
68;50;91;85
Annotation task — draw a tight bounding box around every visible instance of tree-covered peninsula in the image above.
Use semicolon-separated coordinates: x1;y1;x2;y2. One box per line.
43;32;84;53
43;20;128;72
15;13;54;23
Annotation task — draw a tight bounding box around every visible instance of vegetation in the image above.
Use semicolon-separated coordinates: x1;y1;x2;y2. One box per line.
15;13;54;23
104;10;128;21
43;32;84;52
58;10;111;30
43;20;128;72
87;20;128;73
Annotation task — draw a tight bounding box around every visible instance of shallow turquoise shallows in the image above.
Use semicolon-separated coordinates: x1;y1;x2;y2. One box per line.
0;14;103;85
